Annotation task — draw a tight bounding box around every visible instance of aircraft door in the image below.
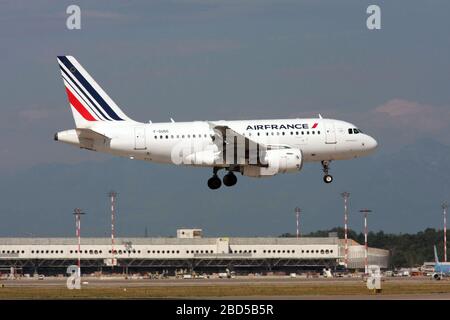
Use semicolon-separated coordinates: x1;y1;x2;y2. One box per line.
324;121;337;144
134;127;146;150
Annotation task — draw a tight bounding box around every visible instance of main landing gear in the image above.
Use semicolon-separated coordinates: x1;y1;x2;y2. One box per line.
208;168;237;190
321;160;333;184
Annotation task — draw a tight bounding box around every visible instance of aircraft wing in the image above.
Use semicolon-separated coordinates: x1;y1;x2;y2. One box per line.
208;123;296;166
208;123;264;166
209;123;296;150
210;124;265;148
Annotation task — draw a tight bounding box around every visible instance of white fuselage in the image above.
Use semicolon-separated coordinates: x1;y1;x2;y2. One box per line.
54;56;378;187
56;118;378;168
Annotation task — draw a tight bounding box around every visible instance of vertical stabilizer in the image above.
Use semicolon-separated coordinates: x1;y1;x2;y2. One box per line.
56;55;135;128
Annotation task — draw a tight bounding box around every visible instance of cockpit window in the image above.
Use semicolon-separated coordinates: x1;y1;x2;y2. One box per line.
349;128;363;134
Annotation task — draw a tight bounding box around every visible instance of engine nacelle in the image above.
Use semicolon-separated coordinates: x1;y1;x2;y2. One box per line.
241;149;303;177
184;150;217;166
432;273;442;280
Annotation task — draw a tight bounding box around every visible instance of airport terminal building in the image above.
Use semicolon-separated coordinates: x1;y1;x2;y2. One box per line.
0;229;389;276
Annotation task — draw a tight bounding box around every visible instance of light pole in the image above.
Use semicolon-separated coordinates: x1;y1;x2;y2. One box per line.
295;207;301;238
108;191;118;267
341;192;350;268
73;208;85;277
359;209;372;275
443;202;448;262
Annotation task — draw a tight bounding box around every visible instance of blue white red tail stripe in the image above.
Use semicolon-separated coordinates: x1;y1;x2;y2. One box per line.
62;74;103;120
65;87;96;121
59;62;111;121
57;56;131;122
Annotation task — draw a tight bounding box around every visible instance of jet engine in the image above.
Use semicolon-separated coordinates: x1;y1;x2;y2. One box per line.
241;148;303;177
432;273;442;280
184;150;218;166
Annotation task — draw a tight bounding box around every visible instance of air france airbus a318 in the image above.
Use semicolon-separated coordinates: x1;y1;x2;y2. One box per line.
54;56;378;189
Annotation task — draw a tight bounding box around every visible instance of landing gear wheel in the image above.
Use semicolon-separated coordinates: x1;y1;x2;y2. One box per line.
223;173;237;187
323;174;333;184
207;175;222;190
321;160;333;184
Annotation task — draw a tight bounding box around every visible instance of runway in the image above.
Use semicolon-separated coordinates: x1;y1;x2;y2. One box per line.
1;276;450;299
0;275;440;287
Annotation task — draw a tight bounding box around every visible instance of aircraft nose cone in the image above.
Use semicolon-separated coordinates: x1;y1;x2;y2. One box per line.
367;136;378;150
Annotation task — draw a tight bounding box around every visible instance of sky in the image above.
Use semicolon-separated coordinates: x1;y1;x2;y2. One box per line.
0;1;450;237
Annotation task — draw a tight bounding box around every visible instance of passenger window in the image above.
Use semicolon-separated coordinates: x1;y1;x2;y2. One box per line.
154;136;157;139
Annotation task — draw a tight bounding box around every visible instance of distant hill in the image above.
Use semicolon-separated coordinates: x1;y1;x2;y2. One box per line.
282;227;448;268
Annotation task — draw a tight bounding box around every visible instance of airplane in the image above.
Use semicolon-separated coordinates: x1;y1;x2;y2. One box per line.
54;56;378;189
431;246;450;280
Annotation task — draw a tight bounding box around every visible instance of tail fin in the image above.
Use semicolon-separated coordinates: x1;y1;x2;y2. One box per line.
56;56;135;128
434;245;440;264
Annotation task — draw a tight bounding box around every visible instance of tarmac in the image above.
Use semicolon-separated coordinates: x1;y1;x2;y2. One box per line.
1;276;449;299
0;276;438;287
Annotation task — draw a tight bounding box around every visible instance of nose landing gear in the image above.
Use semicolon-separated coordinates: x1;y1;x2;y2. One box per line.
322;160;333;184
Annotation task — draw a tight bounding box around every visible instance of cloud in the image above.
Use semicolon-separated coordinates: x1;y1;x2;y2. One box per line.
372;99;450;133
374;99;432;117
19;108;53;122
360;99;450;148
169;39;241;56
82;10;128;21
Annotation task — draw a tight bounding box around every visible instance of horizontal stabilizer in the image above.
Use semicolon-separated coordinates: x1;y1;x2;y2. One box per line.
75;128;110;141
